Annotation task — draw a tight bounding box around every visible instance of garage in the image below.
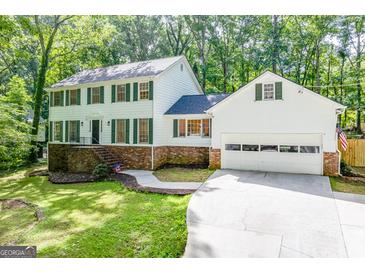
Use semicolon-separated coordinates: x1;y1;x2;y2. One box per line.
221;133;323;175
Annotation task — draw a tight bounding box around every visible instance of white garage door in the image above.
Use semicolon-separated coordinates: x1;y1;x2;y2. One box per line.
221;133;323;175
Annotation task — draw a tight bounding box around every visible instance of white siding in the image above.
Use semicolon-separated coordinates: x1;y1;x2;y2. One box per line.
49;77;153;145
153;59;202;146
209;72;340;152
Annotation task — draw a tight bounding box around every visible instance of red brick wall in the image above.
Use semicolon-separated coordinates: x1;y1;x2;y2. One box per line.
48;144;70;172
106;145;152;170
323;152;340;176
209;148;221;169
153;146;209;169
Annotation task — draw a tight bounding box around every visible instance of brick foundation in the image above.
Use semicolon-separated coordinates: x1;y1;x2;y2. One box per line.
323;151;340;176
106;145;152;170
209;148;221;169
153;146;209;169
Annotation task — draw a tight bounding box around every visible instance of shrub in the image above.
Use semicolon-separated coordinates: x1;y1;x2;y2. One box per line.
340;160;354;176
92;163;110;179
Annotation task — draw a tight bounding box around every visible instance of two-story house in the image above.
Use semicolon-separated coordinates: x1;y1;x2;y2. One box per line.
47;56;345;176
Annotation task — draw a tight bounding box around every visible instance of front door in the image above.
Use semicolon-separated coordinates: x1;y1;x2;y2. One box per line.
92;120;100;144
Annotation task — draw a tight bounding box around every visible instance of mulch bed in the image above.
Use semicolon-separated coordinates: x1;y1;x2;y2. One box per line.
340;176;365;184
0;198;44;221
31;170;194;195
28;169;49;177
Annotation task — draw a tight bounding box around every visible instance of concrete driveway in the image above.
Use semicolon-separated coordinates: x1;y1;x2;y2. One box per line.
184;170;365;258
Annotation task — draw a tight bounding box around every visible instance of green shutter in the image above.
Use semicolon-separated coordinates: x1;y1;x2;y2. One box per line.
149;81;153;100
50;92;54;107
65;121;69;142
77;120;80;142
65;90;69;106
111;85;116;103
133;82;138;101
275;82;283;100
133;119;138;144
148;118;153;144
125;119;130;144
77;89;81;105
60;91;64;106
87;88;91;104
126;83;131;102
100;86;104;103
255;83;262;101
173;119;178;137
111;119;115;144
60;121;63;142
49;121;53;141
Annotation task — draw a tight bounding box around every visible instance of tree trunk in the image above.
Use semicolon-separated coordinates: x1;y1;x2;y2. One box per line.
355;32;363;133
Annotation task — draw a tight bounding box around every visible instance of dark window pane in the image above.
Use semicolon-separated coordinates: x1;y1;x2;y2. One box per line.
242;144;259;151
280;145;299;153
300;146;320;153
260;145;278;152
225;144;241;151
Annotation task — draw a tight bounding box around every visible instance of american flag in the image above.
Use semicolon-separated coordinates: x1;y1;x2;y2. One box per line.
336;125;348;151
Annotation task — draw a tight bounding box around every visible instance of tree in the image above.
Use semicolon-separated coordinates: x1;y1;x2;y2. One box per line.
0;76;32;169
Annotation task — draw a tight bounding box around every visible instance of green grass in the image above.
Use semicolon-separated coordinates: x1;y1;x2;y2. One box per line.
330;176;365;195
0;164;190;258
153;167;215;182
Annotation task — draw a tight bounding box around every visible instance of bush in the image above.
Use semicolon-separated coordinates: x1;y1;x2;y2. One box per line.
92;163;110;179
340;160;355;176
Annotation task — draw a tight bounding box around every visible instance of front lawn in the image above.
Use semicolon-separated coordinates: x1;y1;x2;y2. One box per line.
153;167;215;182
0;165;190;257
330;176;365;195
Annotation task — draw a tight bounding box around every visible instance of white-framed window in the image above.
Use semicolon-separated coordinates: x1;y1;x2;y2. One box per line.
69;121;78;142
179;119;186;137
139;118;149;143
175;119;211;138
117;84;126;102
54;121;63;142
139;82;149;100
263;83;275;100
187;119;201;136
53;91;63;106
116;119;127;143
69;89;78;105
92;87;101;104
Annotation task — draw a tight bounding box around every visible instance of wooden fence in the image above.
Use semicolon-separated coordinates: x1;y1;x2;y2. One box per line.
339;139;365;167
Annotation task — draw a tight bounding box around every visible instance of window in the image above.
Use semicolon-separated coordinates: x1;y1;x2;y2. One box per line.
242;144;259;152
70;89;78;105
69;121;78;142
117;84;126;102
263;83;274;100
139;82;149;100
202;119;210;137
260;145;278;152
53;91;63;106
179;119;186;137
54;121;62;142
280;145;298;153
116;119;126;143
92;87;101;104
187;120;201;136
225;144;241;151
139;118;149;143
300;146;320;153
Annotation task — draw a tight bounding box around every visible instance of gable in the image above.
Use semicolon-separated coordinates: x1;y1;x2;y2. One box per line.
206;71;345;113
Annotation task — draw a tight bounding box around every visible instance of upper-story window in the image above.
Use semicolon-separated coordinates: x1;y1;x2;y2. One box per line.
263;83;274;100
92;87;101;103
117;84;126;102
69;89;78;105
139;82;149;100
53;91;63;106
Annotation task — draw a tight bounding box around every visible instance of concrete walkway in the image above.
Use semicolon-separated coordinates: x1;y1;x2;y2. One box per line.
122;170;203;190
184;170;365;258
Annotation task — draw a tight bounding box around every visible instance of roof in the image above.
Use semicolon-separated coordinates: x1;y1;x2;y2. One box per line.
206;71;346;112
165;94;230;115
51;56;184;88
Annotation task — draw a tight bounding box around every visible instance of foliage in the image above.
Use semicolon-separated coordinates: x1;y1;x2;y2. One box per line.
0;76;32;169
0;166;190;257
340;160;356;176
330;176;365;195
153;167;215;182
92;163;111;179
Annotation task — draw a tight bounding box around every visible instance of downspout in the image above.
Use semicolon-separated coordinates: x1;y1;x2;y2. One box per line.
151;77;155;170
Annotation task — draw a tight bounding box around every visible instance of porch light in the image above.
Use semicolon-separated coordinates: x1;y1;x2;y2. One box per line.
81;122;83;126
107;121;110;126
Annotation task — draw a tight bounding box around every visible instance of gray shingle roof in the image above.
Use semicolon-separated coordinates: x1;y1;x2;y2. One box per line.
165;94;230;115
51;56;183;88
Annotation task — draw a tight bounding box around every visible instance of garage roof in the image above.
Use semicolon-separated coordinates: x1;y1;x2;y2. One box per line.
165;94;230;115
